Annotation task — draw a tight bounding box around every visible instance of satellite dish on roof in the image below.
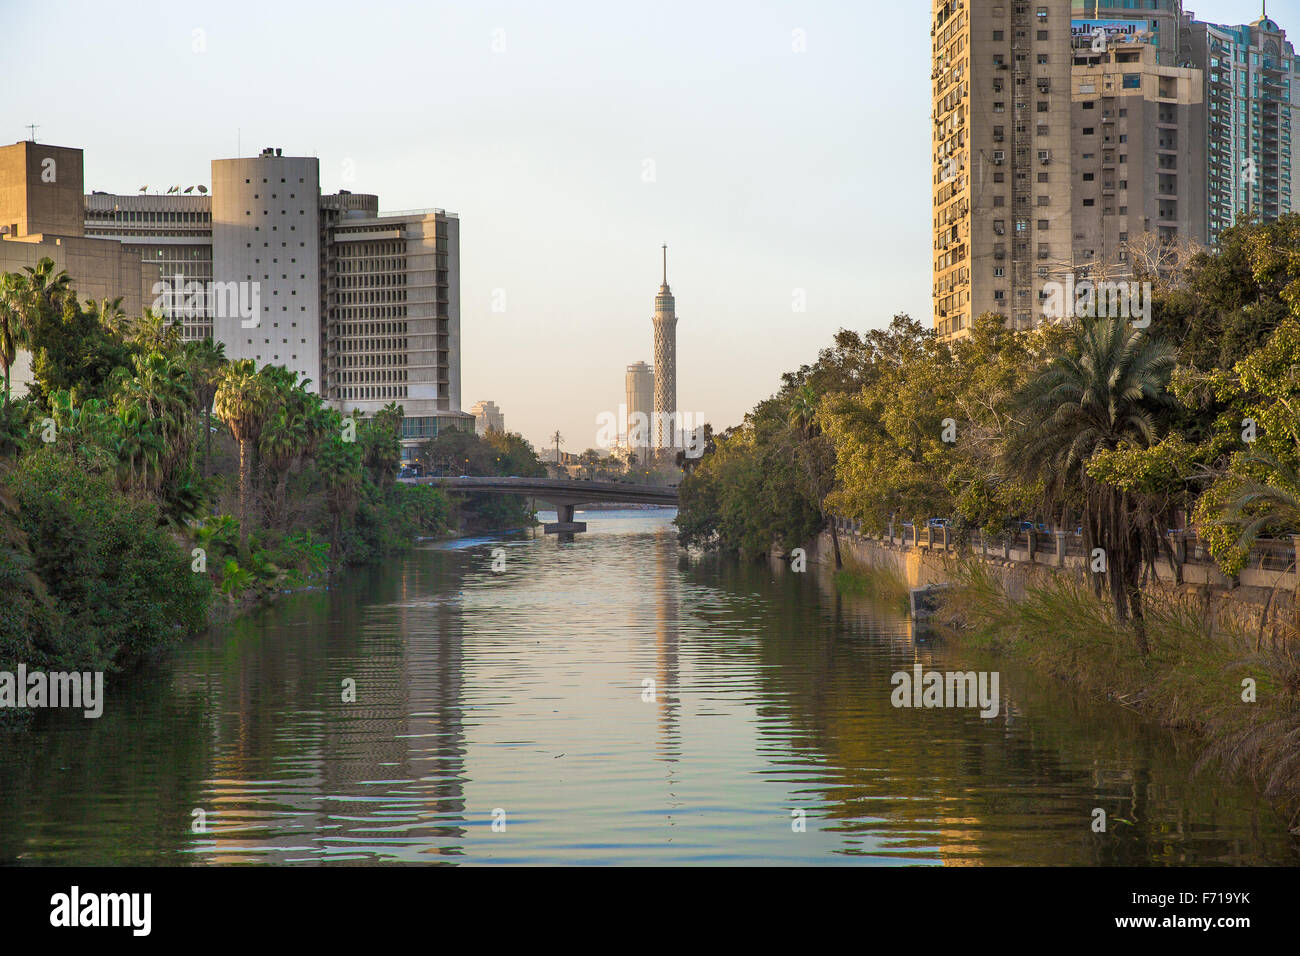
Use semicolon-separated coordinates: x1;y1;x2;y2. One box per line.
197;185;208;194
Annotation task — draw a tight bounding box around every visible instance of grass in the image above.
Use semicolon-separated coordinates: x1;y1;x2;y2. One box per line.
833;554;910;616
937;560;1300;821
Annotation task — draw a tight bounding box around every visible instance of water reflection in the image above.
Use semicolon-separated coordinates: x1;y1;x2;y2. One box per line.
0;510;1295;865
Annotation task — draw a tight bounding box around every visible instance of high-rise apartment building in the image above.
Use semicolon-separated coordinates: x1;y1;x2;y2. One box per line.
932;0;1075;340
1070;37;1205;276
1187;14;1296;243
934;2;1299;336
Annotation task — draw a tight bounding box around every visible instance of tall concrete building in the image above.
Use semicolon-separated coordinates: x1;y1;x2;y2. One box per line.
624;360;654;457
932;1;1300;336
469;400;504;435
70;145;472;461
651;245;677;450
1070;36;1205;277
932;0;1076;340
211;149;323;389
1186;13;1296;243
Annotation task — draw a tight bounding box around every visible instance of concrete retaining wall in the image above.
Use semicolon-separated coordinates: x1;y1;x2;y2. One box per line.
806;528;1300;637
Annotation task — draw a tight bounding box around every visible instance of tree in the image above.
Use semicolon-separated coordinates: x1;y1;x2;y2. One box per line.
183;338;227;476
213;359;271;555
316;422;362;560
0;272;35;405
1006;317;1177;655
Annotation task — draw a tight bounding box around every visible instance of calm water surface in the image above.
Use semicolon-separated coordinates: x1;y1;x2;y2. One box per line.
1;510;1295;865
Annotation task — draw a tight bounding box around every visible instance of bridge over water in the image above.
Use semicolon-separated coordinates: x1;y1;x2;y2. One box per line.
398;475;678;534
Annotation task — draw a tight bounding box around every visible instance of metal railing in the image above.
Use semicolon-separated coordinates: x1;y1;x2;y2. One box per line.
829;518;1300;576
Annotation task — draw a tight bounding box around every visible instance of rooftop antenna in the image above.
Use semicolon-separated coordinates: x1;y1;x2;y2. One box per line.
25;124;38;142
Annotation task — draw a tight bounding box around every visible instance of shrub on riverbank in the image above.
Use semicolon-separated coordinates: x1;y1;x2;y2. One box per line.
8;448;210;671
938;562;1300;815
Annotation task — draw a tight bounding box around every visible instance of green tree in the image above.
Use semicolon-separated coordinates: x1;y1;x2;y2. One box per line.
1007;317;1177;655
213;359;271;555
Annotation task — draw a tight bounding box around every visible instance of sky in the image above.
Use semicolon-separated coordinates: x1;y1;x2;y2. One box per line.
1;0;1294;453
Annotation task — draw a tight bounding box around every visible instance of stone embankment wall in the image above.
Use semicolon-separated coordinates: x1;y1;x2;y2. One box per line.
803;525;1300;637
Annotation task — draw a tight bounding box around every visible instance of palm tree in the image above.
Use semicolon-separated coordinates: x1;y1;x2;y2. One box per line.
182;338;227;476
1210;446;1300;551
112;403;165;493
22;258;72;313
317;421;362;562
213;359;271;555
1007;317;1177;655
127;310;183;355
0;272;32;404
114;351;195;488
87;296;127;336
1;259;72;405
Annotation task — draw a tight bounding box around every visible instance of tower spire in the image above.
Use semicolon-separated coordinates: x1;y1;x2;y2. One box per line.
662;243;667;285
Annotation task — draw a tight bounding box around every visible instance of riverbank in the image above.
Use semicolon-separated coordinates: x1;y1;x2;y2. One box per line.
810;530;1300;821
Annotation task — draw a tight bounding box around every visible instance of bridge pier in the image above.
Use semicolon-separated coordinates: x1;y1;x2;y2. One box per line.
543;502;587;536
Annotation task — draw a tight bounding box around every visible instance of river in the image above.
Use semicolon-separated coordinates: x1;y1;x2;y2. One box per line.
0;510;1294;865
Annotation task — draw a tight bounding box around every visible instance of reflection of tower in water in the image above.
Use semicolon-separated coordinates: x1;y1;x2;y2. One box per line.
654;526;680;762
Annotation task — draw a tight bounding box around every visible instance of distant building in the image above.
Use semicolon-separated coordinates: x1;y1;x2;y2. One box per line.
624;360;653;458
1186;14;1297;243
5;140;474;458
469;399;504;435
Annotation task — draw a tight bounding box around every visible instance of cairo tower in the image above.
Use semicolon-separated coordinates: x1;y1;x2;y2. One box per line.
652;244;677;453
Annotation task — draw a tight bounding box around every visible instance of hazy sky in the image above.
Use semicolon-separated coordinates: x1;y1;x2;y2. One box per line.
2;0;1291;452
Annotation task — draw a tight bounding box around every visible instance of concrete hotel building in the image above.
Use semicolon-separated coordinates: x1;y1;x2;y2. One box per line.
75;144;472;460
932;0;1076;340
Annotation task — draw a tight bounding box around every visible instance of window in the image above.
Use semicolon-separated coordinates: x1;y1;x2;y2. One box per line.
1083;127;1095;135
1083;172;1095;181
1083;198;1095;206
993;30;1004;40
1037;195;1049;205
1082;101;1095;110
1037;219;1049;229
